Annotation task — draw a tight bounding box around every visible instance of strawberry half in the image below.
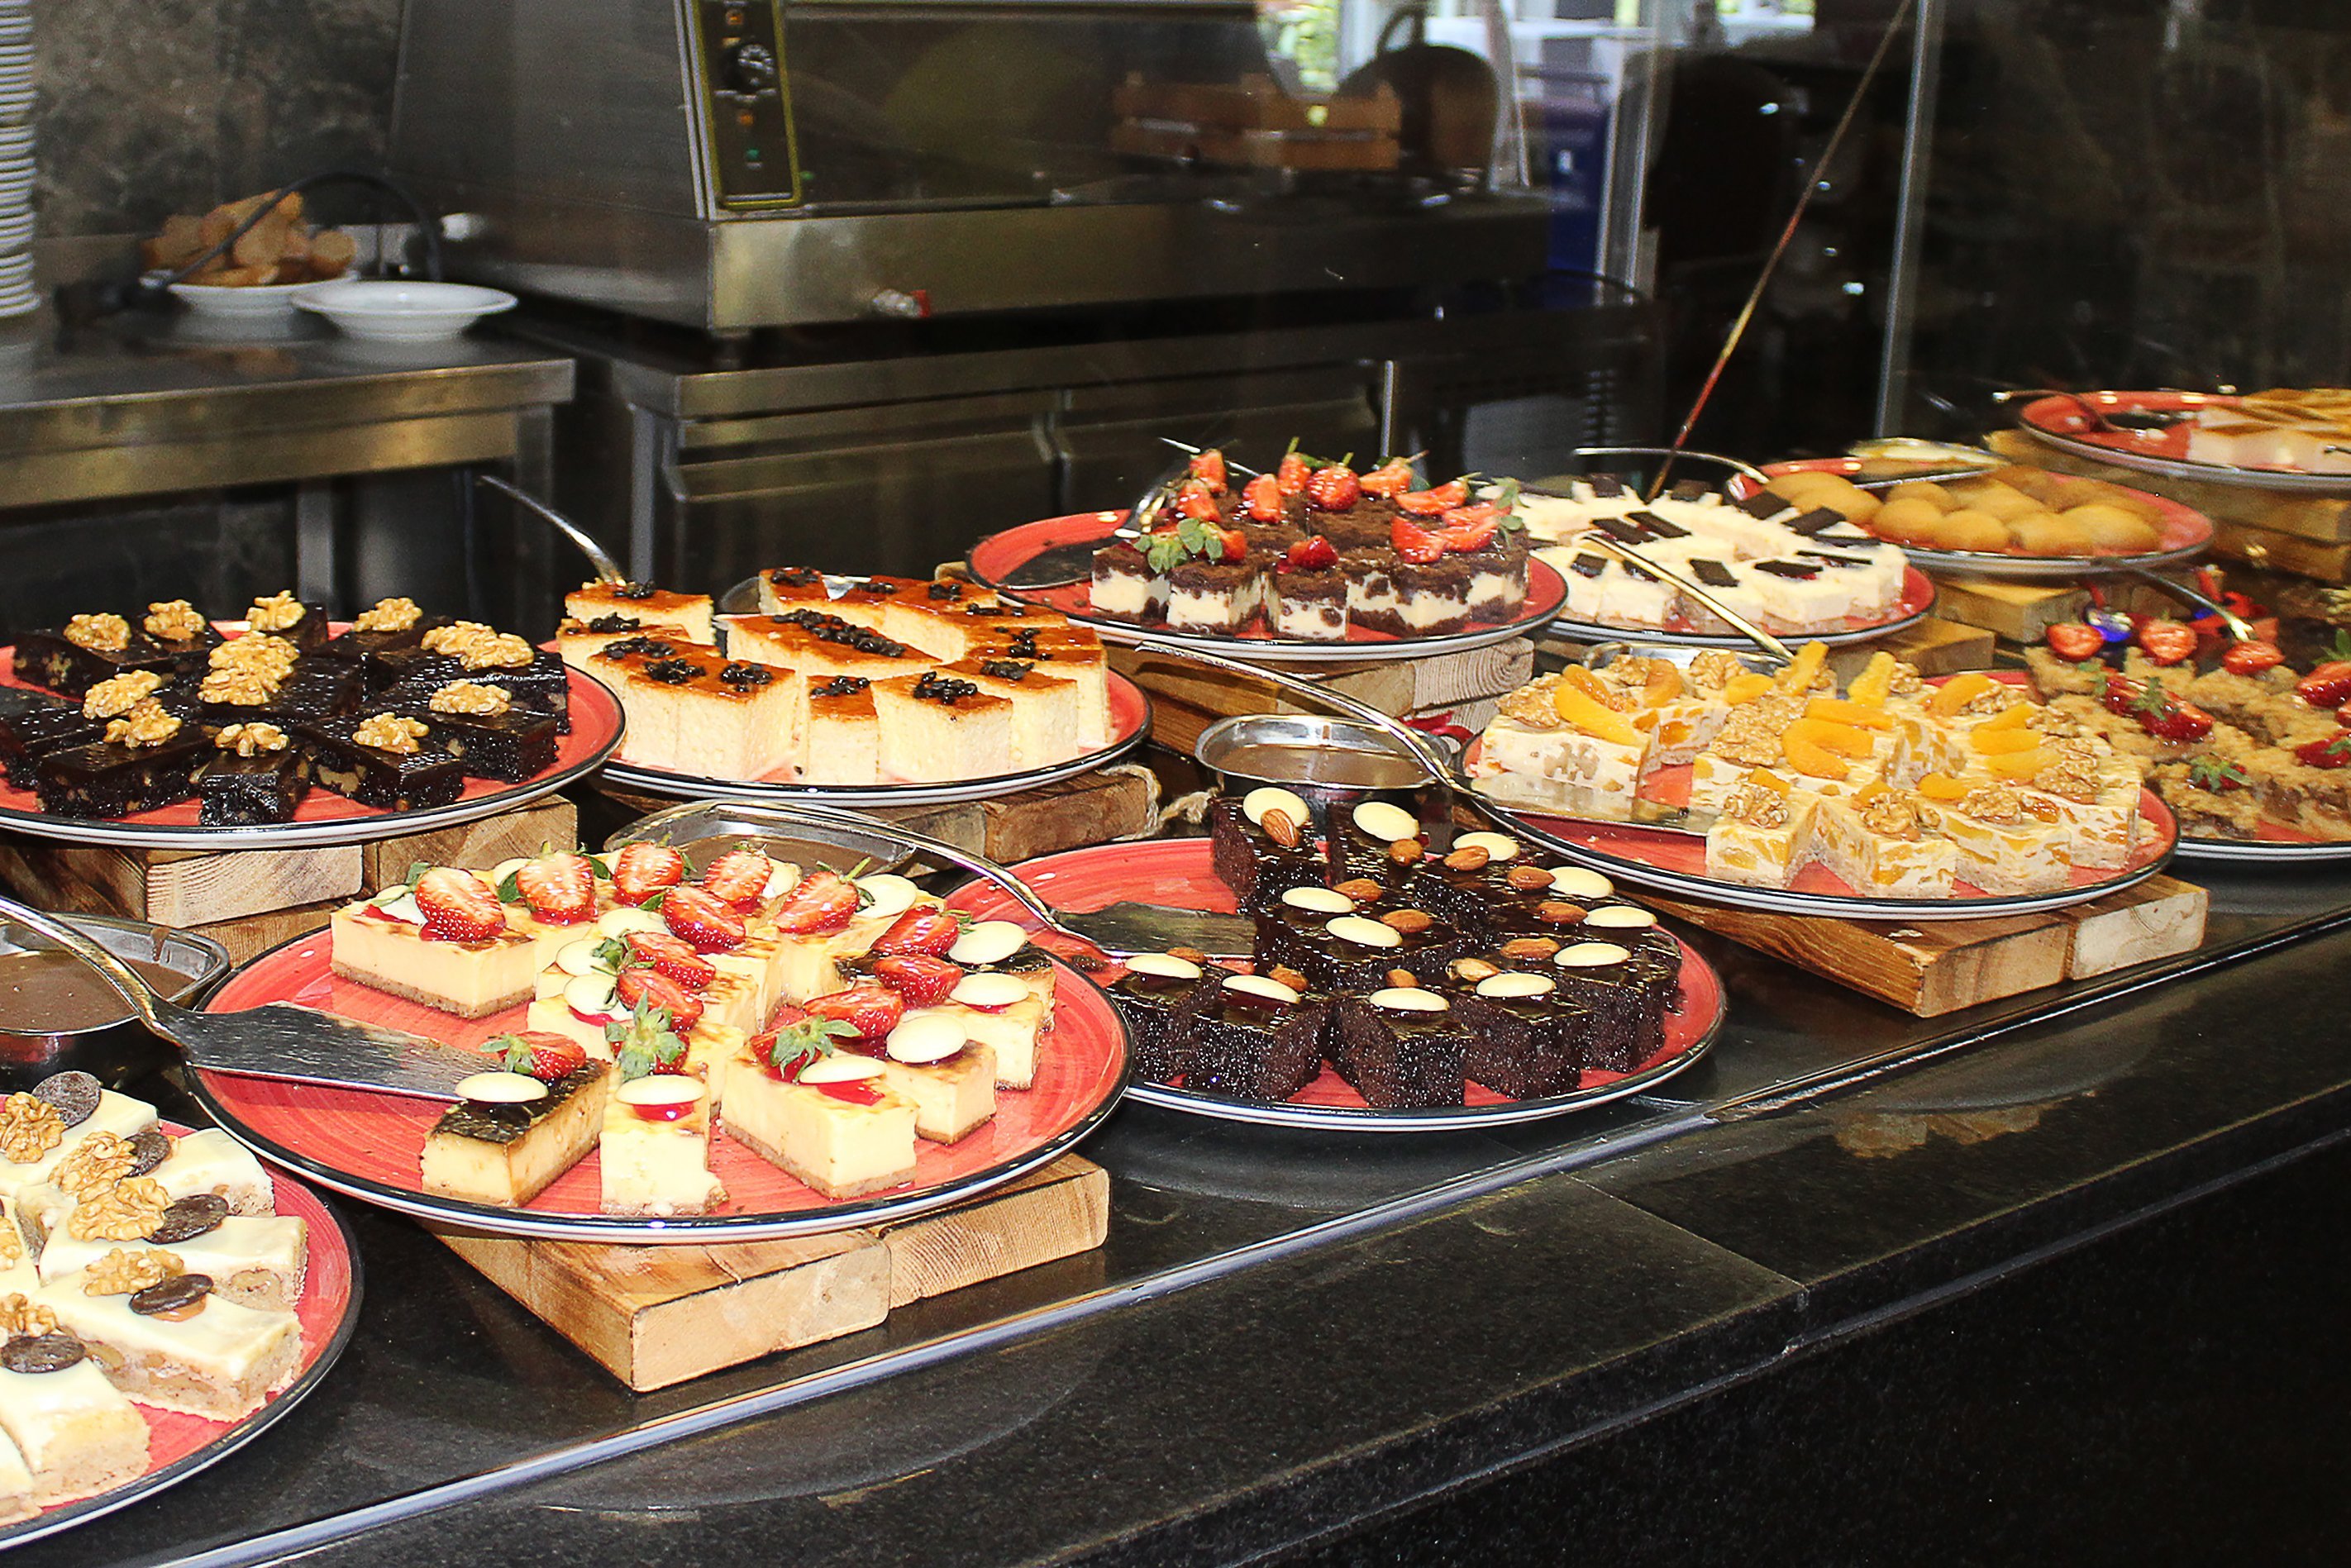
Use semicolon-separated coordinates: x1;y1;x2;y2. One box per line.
1276;449;1311;496
1437;503;1500;553
616;966;706;1032
2044;622;2103;662
623;930;716;989
2296;661;2351;710
770;870;859;934
660;884;746;952
1174;484;1222;522
2135;619;2196;666
1392;515;1447;565
869;907;961;957
2221;640;2284;676
1215;527;1247;564
700;846;775;909
1305;464;1361;512
871;954;965;1005
2296;731;2351;770
808;984;905;1041
498;1031;586;1084
1242;473;1285;522
415;868;505;942
612;842;686;907
514;852;594;925
1280;535;1339;574
1188;449;1228;493
1360;458;1414;498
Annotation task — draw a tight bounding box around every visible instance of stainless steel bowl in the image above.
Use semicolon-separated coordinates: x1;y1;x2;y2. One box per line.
603;798;918;875
0;913;229;1089
1195;713;1436;832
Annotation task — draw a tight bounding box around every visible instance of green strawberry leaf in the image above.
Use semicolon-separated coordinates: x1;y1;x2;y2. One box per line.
494;1034;534;1074
494;869;522;904
590;936;632;972
403;860;433;889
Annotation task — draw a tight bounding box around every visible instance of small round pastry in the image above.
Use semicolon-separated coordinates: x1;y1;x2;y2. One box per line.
2005;512;2096;555
1783;473;1879;522
1884;479;1955;510
1944;478;2041;522
1926;508;2011;553
2062;503;2160;554
1870;498;1948;545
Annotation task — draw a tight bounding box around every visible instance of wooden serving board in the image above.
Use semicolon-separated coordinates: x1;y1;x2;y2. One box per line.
1648;875;2208;1017
430;1156;1110;1391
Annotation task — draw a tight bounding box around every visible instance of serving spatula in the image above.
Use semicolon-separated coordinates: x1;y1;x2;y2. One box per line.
0;894;498;1101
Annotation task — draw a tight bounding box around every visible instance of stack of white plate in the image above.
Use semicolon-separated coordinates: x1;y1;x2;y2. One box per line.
0;2;35;317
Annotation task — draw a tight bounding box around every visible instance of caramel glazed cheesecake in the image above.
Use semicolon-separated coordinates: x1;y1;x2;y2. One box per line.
555;572;1113;786
1125;789;1686;1109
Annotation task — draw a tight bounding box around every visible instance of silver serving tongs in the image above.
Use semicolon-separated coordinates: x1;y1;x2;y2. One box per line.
0;894;499;1101
476;473;625;584
1574;532;1795;666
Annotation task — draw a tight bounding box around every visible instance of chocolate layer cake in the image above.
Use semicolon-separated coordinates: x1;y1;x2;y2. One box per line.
1547;941;1665;1074
1106;954;1224;1084
1163;557;1266;636
1361;555;1473;637
1324;798;1426;887
1088;542;1166;626
1179;974;1330;1103
1267;567;1348;641
1330;989;1469;1108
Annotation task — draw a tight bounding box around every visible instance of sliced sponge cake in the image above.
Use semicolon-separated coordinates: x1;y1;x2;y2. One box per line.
938;656;1085;767
871;671;1016;783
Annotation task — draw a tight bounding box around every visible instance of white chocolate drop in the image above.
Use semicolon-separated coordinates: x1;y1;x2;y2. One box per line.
457;1071;547;1104
947;920;1028;966
797;1054;885;1084
563;974;622;1018
1223;974;1300;1005
950;972;1031;1009
1554;941;1632;969
1453;832;1521;862
856;875;922;920
556;940;608;977
1548;867;1614;900
1351;800;1420;842
1280;886;1356;914
1475;972;1557;999
1328;914;1404;949
1124;952;1204;981
1242;786;1310;827
1584;904;1658;931
1368;987;1448;1012
885;1012;968;1064
617;1075;702;1108
594;908;665;938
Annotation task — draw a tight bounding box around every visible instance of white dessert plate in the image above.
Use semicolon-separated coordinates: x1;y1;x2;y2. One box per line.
151;269;359;322
1543;560;1939;650
290;280;517;342
0;1129;360;1551
963;511;1568;665
2016;389;2351;495
942;838;1725;1132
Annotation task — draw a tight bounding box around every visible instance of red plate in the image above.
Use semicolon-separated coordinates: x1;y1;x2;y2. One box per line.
5;1127;360;1548
0;629;623;850
185;934;1132;1242
1468;670;2180;917
2015;389;2351;493
966;511;1568;660
942;838;1727;1131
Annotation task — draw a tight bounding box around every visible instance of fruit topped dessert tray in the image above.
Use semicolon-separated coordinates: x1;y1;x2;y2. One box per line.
188;837;1129;1242
560;572;1149;803
1508;473;1934;644
0;593;620;849
2016;388;2351;492
944;824;1725;1132
2024;616;2351;860
0;1070;354;1547
964;447;1568;660
1463;641;2177;917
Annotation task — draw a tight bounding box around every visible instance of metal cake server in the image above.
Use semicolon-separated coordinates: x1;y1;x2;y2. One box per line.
478;472;626;584
0;894;496;1101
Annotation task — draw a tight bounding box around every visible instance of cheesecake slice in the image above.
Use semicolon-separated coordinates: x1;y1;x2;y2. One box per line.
870;671;1016;784
944;971;1054;1089
36;1264;301;1422
937;655;1085;768
419;1065;613;1208
804;675;882;786
599;1075;726;1218
565;582;714;646
328;879;540;1018
725;1026;918;1199
873;1012;998;1144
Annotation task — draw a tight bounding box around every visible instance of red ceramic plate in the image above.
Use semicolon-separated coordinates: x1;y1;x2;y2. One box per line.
600;671;1153;810
0;629;623;851
1468;670;2180;918
1743;457;2215;579
2017;389;2351;494
966;511;1568;664
943;838;1726;1132
185;935;1132;1243
2;1127;360;1550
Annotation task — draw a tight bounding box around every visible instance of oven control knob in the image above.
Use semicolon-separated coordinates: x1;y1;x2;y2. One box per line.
722;41;778;95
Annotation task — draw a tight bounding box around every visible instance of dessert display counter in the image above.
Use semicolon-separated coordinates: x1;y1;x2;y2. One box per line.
11;849;2351;1566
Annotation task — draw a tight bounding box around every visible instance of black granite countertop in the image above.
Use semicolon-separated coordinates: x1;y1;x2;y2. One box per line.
28;860;2351;1566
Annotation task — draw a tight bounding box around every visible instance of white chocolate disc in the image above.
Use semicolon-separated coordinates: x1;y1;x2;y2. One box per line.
1554;941;1632;968
885;1012;968;1064
594;907;665;938
617;1075;702;1108
1548;867;1614;900
1584;904;1658;931
457;1071;547;1104
950;972;1030;1008
797;1054;885;1084
1124;952;1204;981
1351;800;1419;842
1367;986;1448;1012
856;875;922;920
369;889;422;925
947;920;1028;966
1453;832;1520;862
563;974;622;1018
1280;886;1356;914
1328;914;1404;949
1242;786;1310;827
489;857;531;889
1223;974;1300;1005
556;940;607;977
761;860;802;899
1475;972;1556;999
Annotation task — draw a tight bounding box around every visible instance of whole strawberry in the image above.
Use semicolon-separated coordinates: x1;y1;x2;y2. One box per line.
1305;465;1361;512
2296;661;2351;710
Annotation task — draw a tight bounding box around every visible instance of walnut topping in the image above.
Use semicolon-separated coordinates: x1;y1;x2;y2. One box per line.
2022;794;2062;821
1959;685;2022;717
1500;937;1561;960
83;1248;183;1297
429;680;512;717
1443;846;1490;872
353;713;429;754
64;613;130;654
354;596;422;633
1857;792;1930;840
0;1295;54;1340
1498;677;1564;730
1711;703;1789;768
422;622;532;670
216;722;290;757
1887;662;1925;697
103;701;183;749
1380;908;1433;934
1686;651;1744;692
1726;783;1791;829
0;1095;62;1164
143;599;207;643
66;1177;169;1242
246;591;308;633
1959;785;2027;825
0;1226;21;1267
210;634;299;675
82;670;164;719
52;1132;134;1199
199;666;279;706
1266;965;1310;992
2031;754;2102;803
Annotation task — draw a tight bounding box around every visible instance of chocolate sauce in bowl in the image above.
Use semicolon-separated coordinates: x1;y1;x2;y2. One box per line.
0;950;189;1033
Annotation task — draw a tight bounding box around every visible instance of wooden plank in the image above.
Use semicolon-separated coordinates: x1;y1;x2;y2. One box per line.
1987;429;2351;543
2055;875;2209;978
432;1226;889;1392
1827;617;1996;678
359;798;578;890
0;836;360;927
1930;577;2088;644
1113;641;1536;756
0;839;158;922
180;898;340;965
877;1157;1110;1309
2209;520;2351;584
1647;894;2072;1017
975;765;1158;865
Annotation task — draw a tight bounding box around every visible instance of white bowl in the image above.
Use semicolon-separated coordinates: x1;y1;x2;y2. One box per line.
157;269;359;321
289;279;517;341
